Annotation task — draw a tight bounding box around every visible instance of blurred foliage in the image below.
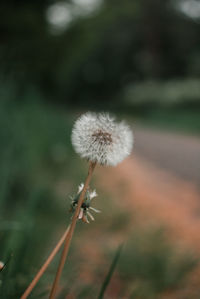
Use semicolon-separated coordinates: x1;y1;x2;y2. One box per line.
122;78;200;134
136;108;200;135
118;228;197;298
124;79;200;108
0;86;77;298
1;0;200;107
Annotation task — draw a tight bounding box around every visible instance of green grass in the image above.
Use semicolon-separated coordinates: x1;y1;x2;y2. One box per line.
137;108;200;136
0;92;78;298
98;244;123;299
118;228;197;298
120;78;200;135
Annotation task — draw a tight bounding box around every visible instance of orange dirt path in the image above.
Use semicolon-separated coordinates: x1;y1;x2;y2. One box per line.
96;154;200;252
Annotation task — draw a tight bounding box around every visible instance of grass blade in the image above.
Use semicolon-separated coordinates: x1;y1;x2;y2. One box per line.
98;244;123;299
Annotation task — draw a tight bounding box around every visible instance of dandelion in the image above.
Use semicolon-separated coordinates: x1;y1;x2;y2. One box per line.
22;112;133;299
71;112;133;166
48;112;133;299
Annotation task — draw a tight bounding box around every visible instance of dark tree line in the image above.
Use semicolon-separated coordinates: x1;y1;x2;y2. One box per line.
0;0;200;106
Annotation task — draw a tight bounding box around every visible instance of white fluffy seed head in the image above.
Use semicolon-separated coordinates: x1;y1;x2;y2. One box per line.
71;112;133;166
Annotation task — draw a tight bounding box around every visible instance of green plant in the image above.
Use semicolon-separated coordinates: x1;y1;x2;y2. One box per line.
118;228;197;298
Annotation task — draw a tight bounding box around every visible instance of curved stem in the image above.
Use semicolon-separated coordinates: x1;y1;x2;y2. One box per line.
49;161;96;299
21;226;70;299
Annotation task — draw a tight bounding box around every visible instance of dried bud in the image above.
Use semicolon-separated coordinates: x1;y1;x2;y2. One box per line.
70;183;100;223
0;261;4;271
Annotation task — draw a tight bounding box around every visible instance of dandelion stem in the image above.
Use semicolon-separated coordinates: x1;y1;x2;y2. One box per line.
20;226;70;299
49;161;96;299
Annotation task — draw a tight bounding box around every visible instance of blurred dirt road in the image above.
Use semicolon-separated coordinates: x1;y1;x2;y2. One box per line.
134;127;200;186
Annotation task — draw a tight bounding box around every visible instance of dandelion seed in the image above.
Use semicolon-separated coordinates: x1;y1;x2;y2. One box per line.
78;209;84;219
71;112;133;166
89;190;97;199
89;206;101;213
78;183;84;194
87;211;95;221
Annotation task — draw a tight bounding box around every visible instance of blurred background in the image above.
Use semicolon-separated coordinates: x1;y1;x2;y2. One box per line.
0;0;200;298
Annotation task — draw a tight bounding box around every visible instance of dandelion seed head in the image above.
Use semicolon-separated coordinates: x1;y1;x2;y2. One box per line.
71;112;133;166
